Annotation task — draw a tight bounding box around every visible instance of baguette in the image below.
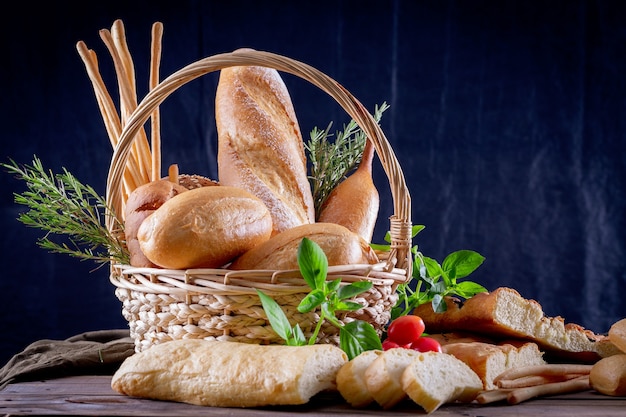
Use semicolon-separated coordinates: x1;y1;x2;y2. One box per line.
413;287;607;362
364;348;422;409
111;339;348;407
229;222;379;270
442;342;545;390
138;186;272;269
401;351;483;414
215;62;315;236
336;349;382;407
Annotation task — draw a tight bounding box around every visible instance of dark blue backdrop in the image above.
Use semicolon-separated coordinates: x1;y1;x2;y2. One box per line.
1;0;625;366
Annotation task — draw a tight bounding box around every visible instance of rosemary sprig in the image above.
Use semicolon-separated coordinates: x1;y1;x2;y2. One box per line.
2;156;129;266
306;102;390;217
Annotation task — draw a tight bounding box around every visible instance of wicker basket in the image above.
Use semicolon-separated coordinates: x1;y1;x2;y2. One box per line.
106;49;413;353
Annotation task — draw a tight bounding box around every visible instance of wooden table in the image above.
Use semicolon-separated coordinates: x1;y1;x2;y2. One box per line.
1;375;625;416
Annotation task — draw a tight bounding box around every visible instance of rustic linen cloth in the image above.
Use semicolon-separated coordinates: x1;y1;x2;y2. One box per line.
0;329;134;390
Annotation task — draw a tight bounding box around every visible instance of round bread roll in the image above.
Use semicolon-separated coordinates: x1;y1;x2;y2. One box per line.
609;318;626;354
229;222;379;270
590;354;626;396
138;186;272;269
124;179;188;267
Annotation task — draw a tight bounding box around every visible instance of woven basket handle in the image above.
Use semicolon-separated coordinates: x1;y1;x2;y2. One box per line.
106;49;413;279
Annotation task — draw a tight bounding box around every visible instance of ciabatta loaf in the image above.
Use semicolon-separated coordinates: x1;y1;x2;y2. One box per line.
215;62;315;236
413;287;607;362
401;351;483;414
111;339;348;407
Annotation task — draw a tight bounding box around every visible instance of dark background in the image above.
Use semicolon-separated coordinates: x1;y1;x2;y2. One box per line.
1;0;625;366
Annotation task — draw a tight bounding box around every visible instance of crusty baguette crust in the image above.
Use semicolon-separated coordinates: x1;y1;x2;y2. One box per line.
111;339;348;407
216;63;315;236
413;287;606;362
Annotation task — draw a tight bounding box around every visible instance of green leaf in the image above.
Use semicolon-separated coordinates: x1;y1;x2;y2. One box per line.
422;256;443;280
339;321;382;360
298;238;328;290
297;289;326;313
335;300;365;312
431;293;447;313
336;281;372;300
451;280;488;298
442;250;485;280
256;290;297;343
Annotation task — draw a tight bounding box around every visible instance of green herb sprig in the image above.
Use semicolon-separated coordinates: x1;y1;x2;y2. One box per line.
2;156;128;266
306;102;390;217
372;225;487;319
257;238;382;360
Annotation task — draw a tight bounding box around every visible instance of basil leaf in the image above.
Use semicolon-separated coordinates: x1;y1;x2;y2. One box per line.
336;281;372;300
298;238;328;290
442;250;485;280
431;293;447;313
256;289;293;342
340;320;382;360
297;289;325;313
335;300;365;312
452;280;488;298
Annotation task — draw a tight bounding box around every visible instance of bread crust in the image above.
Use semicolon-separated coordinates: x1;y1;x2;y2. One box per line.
138;186;272;269
111;339;348;407
124;179;188;267
413;287;606;362
229;222;379;270
216;64;315;236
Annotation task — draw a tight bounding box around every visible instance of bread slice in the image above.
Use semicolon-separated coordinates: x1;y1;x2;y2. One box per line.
413;287;607;362
401;351;483;414
336;349;382;407
111;339;348;407
364;348;423;409
442;341;545;390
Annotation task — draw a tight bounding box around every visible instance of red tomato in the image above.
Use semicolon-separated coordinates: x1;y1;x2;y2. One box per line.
410;336;442;353
382;339;401;351
386;315;426;346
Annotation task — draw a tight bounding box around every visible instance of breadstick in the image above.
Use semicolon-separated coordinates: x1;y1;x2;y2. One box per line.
150;22;163;181
493;364;592;384
475;389;513;404
497;373;584;389
507;375;590;405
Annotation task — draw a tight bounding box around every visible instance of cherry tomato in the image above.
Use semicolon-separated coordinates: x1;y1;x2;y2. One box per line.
382;339;412;351
386;315;426;346
410;336;442;353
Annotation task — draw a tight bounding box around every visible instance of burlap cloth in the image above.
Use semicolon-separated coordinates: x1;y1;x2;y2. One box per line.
0;329;134;390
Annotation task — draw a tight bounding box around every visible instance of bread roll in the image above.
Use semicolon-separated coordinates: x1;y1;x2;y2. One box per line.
111;339;348;407
228;222;379;270
215;62;315;236
590;354;626;396
609;318;626;353
124;179;188;267
401;351;483;414
138;186;272;269
336;349;382;407
318;140;379;242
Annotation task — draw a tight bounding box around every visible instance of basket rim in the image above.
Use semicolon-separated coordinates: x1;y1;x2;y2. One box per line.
105;48;413;281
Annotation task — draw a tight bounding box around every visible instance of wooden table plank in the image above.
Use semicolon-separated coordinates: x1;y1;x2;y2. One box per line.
1;375;625;416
